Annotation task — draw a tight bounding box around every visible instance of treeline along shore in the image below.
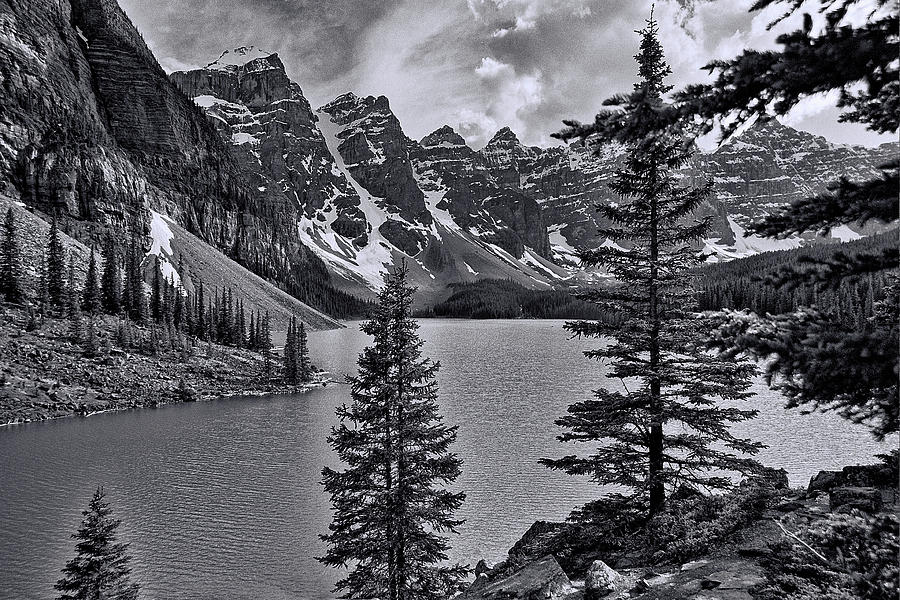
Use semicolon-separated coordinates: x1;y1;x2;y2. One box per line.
0;208;322;427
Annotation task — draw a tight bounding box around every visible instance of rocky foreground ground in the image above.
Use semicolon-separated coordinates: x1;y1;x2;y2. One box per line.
461;465;898;600
0;304;322;426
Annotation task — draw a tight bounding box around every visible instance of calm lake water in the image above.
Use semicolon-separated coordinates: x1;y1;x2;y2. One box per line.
0;319;893;600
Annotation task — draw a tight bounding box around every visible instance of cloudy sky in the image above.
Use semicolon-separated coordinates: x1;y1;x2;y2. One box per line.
120;0;892;149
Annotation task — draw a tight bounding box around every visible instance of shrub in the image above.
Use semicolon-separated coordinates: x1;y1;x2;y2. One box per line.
753;513;899;600
644;483;777;564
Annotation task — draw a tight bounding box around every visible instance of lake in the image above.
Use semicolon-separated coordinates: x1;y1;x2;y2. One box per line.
0;319;892;600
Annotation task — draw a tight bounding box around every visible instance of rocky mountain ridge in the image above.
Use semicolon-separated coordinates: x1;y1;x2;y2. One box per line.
2;0;894;313
174;44;897;298
172;56;570;300
0;0;363;322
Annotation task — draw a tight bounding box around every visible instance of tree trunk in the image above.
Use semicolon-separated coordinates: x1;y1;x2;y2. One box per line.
648;163;665;516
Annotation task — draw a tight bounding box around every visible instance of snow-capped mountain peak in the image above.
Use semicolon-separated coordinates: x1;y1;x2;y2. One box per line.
420;125;468;148
205;46;279;72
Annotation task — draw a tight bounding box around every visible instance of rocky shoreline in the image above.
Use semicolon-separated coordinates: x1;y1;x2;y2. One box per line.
462;463;899;599
0;304;327;427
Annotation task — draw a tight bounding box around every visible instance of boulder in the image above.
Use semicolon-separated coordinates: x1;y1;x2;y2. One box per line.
474;559;491;577
462;555;573;599
843;463;898;489
830;487;883;513
585;560;622;599
808;470;843;496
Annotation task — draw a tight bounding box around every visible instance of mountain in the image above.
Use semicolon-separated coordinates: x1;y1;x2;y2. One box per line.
0;0;361;324
172;56;570;302
2;0;894;312
474;118;897;263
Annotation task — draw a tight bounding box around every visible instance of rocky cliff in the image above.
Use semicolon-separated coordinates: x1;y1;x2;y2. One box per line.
174;50;570;301
475;119;897;263
3;0;894;307
0;0;357;322
410;125;551;259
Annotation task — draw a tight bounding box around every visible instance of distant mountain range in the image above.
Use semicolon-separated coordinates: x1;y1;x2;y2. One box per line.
171;46;896;298
1;0;896;313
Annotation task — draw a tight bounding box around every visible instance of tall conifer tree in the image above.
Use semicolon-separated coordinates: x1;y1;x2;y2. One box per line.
320;266;467;599
37;251;49;311
283;317;297;385
150;261;163;323
47;216;66;308
196;280;206;340
101;235;121;315
83;247;101;315
542;14;763;517
55;487;139;600
298;320;312;383
260;311;272;380
1;207;24;303
67;255;82;342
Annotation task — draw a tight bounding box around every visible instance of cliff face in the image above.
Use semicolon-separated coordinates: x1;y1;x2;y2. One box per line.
474;120;898;262
319;94;431;227
410;125;550;259
177;52;569;299
699;118;898;226
170;49;369;249
0;0;349;320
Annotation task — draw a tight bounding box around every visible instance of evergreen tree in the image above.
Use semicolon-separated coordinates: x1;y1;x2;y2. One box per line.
260;311;272;380
83;317;99;358
680;0;900;441
101;236;121;315
54;487;139;600
67;255;82;342
235;300;245;349
83;247;101;315
248;311;256;349
298;320;312;383
319;266;467;599
163;278;175;331
544;15;763;517
116;319;131;348
37;252;49;312
150;261;163;323
196;281;206;341
1;207;24;304
283;317;297;385
47;216;66;308
124;228;145;323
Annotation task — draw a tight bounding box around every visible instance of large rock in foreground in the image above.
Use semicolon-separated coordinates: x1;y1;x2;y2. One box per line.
585;560;622;599
463;555;576;600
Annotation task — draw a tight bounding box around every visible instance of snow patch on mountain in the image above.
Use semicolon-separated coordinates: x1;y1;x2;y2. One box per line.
548;224;579;264
206;46;274;71
830;224;862;242
303;110;394;289
148;210;182;287
703;217;805;260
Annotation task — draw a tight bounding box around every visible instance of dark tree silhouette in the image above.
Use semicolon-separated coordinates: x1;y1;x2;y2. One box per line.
47;216;66;308
0;207;24;303
83;247;101;315
320;266;467;599
543;13;763;517
101;235;122;315
55;487;140;600
678;0;899;440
